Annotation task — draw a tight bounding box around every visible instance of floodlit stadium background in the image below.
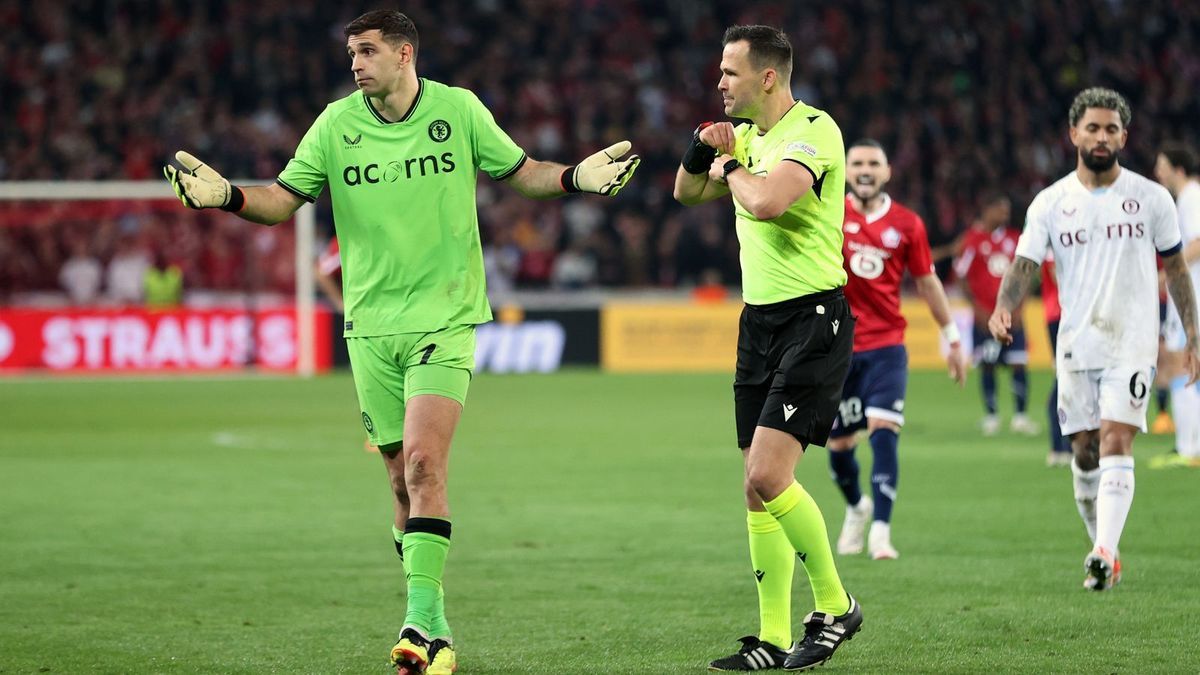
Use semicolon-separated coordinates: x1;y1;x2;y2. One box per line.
3;3;1200;674
2;1;1198;375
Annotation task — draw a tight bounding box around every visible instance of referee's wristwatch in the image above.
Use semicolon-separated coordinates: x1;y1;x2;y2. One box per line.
721;158;742;182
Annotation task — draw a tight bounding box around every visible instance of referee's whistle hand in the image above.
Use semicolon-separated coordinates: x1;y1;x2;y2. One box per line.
699;122;735;155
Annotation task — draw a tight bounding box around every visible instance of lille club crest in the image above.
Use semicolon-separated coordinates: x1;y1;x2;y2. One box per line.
881;227;901;249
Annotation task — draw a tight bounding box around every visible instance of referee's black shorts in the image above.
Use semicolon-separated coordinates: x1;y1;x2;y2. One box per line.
733;287;855;449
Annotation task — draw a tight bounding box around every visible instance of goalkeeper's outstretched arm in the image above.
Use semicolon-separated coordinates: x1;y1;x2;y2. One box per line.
234;185;306;225
505;141;639;199
164;151;304;225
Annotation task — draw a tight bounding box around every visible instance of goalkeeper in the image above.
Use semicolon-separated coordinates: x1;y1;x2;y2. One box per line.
164;10;638;675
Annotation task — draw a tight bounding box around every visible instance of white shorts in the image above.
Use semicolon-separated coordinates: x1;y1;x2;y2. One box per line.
1057;366;1155;435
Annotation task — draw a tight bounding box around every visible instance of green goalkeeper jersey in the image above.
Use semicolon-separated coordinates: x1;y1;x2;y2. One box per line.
277;78;526;336
731;102;847;304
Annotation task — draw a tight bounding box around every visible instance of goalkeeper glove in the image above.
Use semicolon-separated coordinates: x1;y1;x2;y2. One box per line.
560;141;640;196
163;151;245;211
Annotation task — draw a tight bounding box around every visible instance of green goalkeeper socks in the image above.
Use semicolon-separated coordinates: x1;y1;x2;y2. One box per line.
747;509;794;648
393;524;406;560
400;518;452;638
763;482;850;616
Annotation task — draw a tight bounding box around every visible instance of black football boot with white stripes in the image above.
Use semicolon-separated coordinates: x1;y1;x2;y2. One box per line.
708;635;791;671
783;595;862;671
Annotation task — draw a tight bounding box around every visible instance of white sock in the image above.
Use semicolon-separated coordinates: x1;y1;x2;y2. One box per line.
1071;459;1100;544
869;520;890;539
868;520;893;553
1095;455;1135;556
1173;378;1200;458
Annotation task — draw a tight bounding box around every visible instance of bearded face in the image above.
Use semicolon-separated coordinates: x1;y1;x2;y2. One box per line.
1080;145;1119;172
845;146;890;203
1069;107;1127;175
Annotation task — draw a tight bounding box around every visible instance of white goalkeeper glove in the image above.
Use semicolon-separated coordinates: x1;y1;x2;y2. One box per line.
561;141;640;196
163;151;244;211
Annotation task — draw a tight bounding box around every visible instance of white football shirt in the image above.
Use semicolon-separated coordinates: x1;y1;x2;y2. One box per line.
1163;180;1200;349
1175;180;1200;293
1016;168;1181;371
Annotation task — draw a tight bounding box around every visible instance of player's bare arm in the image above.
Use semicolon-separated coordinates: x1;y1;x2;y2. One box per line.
1163;251;1200;383
1185;238;1200;265
710;154;814;221
673;122;734;205
673;161;731;205
507;142;639;200
163;151;304;225
988;255;1039;345
505;158;575;199
914;273;968;385
235;185;306;225
929;234;963;265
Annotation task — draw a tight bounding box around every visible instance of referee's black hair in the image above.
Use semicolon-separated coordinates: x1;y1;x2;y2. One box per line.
723;25;792;81
345;10;419;55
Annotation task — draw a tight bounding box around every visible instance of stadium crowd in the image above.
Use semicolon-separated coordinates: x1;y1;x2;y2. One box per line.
2;0;1199;302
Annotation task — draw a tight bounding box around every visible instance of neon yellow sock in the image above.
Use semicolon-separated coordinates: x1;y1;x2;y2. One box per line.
763;482;849;615
747;510;794;648
396;523;451;639
402;519;452;636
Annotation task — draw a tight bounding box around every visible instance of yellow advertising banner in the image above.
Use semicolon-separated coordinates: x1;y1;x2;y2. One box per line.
901;298;1053;369
600;298;1054;373
600;302;743;372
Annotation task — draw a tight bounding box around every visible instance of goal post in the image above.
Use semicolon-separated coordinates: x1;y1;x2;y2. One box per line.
0;181;319;376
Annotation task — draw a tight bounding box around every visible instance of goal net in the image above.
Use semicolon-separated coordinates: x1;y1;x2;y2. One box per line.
0;181;326;376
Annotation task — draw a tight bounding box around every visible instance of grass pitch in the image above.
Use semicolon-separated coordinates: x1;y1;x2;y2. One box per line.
1;370;1197;673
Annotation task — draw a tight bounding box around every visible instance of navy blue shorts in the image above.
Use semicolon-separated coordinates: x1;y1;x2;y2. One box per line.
973;324;1028;366
829;344;908;438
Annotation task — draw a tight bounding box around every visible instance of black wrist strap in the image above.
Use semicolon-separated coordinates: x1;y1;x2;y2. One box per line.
220;185;246;212
681;122;718;174
560;167;580;193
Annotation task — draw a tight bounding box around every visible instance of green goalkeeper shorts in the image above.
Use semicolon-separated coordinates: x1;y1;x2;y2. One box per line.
346;324;476;447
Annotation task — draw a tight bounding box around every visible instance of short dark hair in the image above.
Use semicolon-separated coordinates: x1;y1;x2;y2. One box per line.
979;189;1010;208
344;10;419;54
722;25;793;80
1068;87;1131;127
848;138;886;153
1160;142;1199;177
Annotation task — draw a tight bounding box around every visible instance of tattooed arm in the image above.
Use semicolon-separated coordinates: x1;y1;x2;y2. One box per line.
987;256;1040;345
1163;251;1200;384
